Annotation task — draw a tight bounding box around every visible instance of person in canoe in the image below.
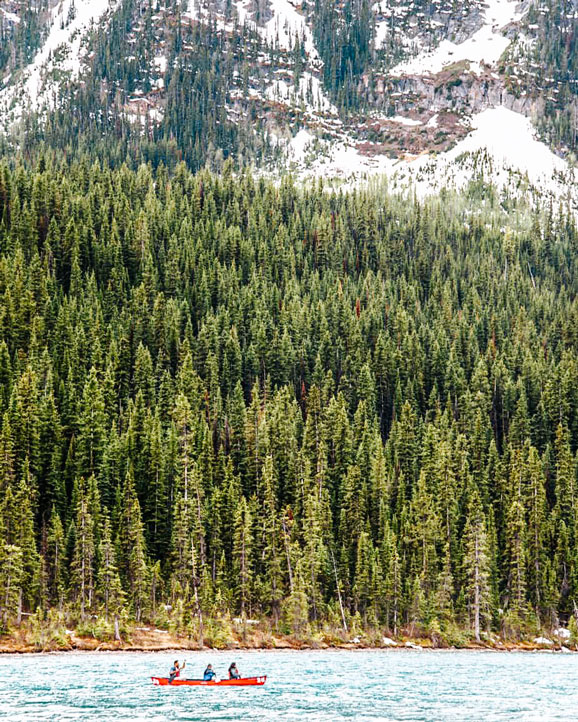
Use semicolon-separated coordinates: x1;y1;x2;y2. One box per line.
203;664;217;681
228;662;240;680
169;660;186;684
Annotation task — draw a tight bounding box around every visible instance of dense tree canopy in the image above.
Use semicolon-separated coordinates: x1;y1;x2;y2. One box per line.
0;159;577;642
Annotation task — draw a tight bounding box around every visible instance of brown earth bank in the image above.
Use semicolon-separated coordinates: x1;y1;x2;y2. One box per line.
1;625;576;654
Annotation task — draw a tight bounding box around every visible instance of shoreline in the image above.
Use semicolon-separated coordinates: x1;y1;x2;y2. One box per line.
1;646;574;655
1;629;575;655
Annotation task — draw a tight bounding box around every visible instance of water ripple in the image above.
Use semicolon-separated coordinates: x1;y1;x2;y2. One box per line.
0;649;576;720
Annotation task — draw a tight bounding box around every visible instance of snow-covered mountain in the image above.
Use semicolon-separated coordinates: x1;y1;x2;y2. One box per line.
0;0;576;204
0;0;113;117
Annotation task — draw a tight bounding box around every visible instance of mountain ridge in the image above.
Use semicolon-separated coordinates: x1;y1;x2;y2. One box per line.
0;0;576;202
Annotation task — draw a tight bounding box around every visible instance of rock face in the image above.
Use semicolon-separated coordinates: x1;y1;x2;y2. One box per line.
384;71;536;116
533;637;554;645
0;0;572;176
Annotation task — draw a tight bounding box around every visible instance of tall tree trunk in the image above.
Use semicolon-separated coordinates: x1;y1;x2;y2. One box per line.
474;534;480;642
16;588;22;626
191;538;203;647
330;548;348;632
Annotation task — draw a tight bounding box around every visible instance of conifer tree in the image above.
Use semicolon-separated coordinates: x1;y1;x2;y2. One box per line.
76;367;107;479
117;469;149;622
526;445;547;616
0;544;23;629
257;455;283;622
97;517;124;618
505;492;527;631
1;160;578;640
383;525;401;634
233;496;253;619
283;561;309;634
70;477;97;619
45;507;65;610
463;488;491;641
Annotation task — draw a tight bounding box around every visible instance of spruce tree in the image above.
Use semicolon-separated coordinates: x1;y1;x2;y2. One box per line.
463;488;491;641
117;469;149;622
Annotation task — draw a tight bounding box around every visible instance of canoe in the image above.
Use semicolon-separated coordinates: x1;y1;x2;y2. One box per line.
151;675;267;687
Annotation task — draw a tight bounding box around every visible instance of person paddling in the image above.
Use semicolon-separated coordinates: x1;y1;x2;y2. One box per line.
203;664;216;681
228;662;240;679
169;659;185;684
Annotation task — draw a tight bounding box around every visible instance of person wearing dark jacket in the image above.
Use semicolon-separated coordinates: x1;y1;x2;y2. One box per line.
203;664;217;681
228;662;240;679
169;660;185;683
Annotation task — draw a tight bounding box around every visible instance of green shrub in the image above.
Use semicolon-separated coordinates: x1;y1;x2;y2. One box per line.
29;609;69;650
76;617;115;641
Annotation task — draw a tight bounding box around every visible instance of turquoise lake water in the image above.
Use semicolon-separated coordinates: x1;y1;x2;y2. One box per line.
0;649;576;720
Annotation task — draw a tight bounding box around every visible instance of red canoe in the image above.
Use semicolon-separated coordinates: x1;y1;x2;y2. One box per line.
151;676;266;687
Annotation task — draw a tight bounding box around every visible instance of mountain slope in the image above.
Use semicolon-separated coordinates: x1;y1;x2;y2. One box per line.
0;0;115;121
0;0;576;199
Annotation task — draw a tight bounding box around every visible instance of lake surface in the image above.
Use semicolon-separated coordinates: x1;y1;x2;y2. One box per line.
0;648;576;720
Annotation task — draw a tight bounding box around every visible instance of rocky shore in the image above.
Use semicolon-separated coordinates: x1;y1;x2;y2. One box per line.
1;626;575;654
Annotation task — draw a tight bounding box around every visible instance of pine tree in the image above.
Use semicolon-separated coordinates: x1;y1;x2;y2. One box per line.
0;544;23;629
554;424;575;528
301;481;331;623
463;488;491;641
233;496;253;620
353;530;375;621
173;392;193;500
70;477;97;619
170;489;206;644
0;414;15;491
117;469;149;622
525;445;547;617
10;366;40;480
45;507;65;610
1;469;42;622
408;470;440;593
257;455;283;622
505;492;527;631
97;516;124;638
283;561;309;635
76;367;107;479
383;525;401;635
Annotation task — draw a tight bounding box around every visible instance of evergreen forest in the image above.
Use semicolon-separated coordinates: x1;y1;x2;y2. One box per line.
1;158;578;647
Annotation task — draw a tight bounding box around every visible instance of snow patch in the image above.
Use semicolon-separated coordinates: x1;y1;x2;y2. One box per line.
234;0;251;25
189;0;320;62
154;55;167;74
391;0;523;76
375;21;389;50
390;115;423;127
267;73;337;114
443;106;567;186
1;8;21;24
265;0;319;60
289;129;316;159
289;107;574;210
0;0;115;125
